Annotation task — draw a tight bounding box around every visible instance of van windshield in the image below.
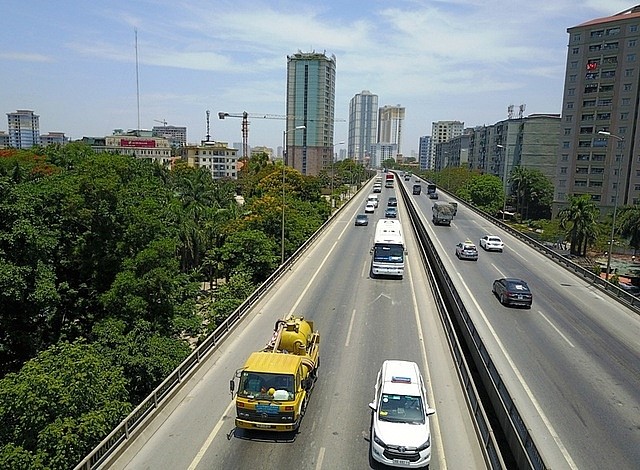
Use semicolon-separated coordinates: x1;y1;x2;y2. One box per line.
378;393;425;424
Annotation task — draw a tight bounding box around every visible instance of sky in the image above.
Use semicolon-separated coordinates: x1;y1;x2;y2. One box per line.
0;0;634;156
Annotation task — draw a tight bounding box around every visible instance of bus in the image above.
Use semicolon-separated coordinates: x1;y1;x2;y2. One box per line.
385;173;394;188
370;219;405;279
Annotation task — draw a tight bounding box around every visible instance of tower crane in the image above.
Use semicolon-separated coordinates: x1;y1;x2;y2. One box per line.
154;119;168;126
218;111;345;160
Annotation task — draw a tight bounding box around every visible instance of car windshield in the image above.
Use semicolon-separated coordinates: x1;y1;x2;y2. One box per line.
488;237;502;242
237;371;295;401
373;245;404;263
378;393;425;424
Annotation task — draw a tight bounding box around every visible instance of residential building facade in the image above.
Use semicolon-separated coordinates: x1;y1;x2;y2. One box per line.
152;125;187;148
40;132;69;146
418;136;432;171
184;141;238;179
377;105;405;158
555;6;640;216
429;121;463;170
7;110;40;149
348;90;378;164
286;51;337;176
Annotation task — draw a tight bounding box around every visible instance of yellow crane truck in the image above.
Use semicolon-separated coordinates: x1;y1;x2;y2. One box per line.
230;316;320;431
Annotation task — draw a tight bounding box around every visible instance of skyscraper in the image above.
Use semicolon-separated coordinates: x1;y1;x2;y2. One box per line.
7;110;40;149
429;121;464;170
377;105;405;157
286;51;337;176
555;6;640;215
348;90;378;164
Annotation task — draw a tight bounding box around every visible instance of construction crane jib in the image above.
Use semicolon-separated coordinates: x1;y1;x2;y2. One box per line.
218;111;345;159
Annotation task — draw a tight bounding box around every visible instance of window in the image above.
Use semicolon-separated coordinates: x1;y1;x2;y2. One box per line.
624;83;633;91
597;113;611;120
582;114;594;121
561;154;569;162
576;167;589;174
567;102;574;109
589;45;602;52
631;25;638;33
573;34;581;41
569;74;577;82
598;98;612;106
603;42;619;50
599;85;614;92
570;61;578;68
589;181;603;187
622;98;631;105
577;154;590;161
625;69;634;77
583;99;596;107
584;84;598;93
580;126;593;134
560;167;568;174
564;128;572;135
563;141;570;148
575;180;587;187
565;115;573;122
591;30;604;38
602;70;616;78
572;47;580;54
590;167;604;174
585;72;599;80
606;27;620;36
578;141;592;148
635;184;640;191
630;39;638;47
621;112;629;120
603;56;618;64
559;180;566;187
627;53;636;61
592;154;605;162
568;88;575;96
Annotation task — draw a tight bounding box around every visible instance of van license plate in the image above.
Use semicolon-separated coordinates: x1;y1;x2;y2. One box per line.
393;459;410;465
255;424;272;429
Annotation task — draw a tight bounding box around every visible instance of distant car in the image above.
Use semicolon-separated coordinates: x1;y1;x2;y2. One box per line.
355;214;369;226
373;185;382;193
480;235;504;252
365;202;376;213
387;197;398;207
384;207;398;218
492;278;532;308
428;192;438;199
455;241;478;261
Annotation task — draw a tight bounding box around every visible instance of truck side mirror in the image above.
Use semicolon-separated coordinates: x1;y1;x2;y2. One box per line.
229;379;235;394
368;402;376;411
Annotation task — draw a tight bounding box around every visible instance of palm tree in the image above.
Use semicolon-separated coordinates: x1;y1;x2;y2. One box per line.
558;195;600;256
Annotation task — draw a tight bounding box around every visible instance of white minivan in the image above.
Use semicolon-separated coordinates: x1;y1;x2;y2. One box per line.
368;194;379;208
369;360;436;468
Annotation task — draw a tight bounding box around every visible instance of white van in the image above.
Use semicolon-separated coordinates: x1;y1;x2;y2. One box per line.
369;360;436;468
367;194;379;208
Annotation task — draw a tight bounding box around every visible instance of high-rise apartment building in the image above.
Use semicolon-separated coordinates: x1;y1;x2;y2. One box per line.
152;125;187;147
377;105;405;157
429;121;463;170
286;51;337;176
7;110;40;149
555;6;640;215
418;136;432;171
348;90;378;164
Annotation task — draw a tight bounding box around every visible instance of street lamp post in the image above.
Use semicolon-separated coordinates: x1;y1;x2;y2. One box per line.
598;130;624;281
281;125;306;265
497;144;509;220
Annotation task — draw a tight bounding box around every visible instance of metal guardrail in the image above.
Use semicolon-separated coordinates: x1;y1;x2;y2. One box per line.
397;176;507;470
74;183;367;470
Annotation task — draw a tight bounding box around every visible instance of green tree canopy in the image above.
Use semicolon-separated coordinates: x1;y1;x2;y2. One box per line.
558;194;600;256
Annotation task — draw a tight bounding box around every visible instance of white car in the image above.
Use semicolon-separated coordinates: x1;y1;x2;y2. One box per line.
365;202;376;213
369;360;436;468
480;235;504;252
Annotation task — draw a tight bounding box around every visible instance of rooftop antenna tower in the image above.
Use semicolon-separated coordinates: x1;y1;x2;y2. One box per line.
507;104;514;120
518;104;526;119
206;110;211;142
135;28;141;137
